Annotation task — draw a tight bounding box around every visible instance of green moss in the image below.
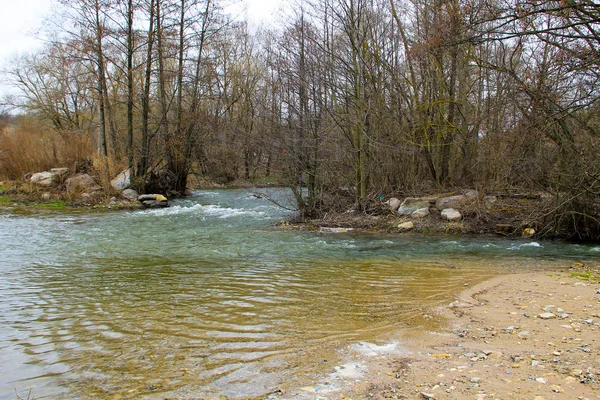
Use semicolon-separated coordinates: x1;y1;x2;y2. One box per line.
0;196;11;204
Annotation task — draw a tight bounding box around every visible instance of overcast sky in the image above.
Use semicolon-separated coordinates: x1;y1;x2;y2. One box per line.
0;0;281;99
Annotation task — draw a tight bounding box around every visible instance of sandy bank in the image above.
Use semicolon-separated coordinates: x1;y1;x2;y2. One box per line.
286;267;600;400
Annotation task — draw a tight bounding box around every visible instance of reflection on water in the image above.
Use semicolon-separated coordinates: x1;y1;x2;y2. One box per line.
0;189;597;399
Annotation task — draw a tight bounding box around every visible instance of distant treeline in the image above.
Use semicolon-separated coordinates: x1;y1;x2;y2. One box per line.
2;0;600;238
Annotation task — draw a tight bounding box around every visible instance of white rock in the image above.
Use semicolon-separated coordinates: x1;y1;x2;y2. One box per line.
50;167;69;177
386;197;402;211
398;221;414;230
111;169;131;190
441;208;462;221
30;172;54;186
411;207;430;218
397;197;430;215
539;312;556;319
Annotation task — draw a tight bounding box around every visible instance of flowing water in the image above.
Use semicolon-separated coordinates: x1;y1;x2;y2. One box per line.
1;188;599;399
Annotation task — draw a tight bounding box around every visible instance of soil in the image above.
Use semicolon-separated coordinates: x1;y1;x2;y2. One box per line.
292;265;600;400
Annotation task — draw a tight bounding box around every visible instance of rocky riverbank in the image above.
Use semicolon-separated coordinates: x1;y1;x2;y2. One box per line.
0;168;173;210
298;264;600;400
286;189;556;239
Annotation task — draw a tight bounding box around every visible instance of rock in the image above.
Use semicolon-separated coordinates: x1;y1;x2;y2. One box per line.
30;172;54;186
523;227;536;237
31;168;70;187
398;221;414;230
441;208;462;221
420;393;435;399
463;189;479;199
397;197;430;215
111;169;131;190
539;312;556;319
122;189;139;202
320;227;354;233
138;194;169;208
50;168;69;178
411;207;430;218
436;190;478;211
386;197;402;211
41;193;51;200
535;377;548;384
66;174;101;193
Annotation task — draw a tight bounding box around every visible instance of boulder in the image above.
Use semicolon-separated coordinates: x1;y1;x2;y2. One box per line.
138;193;169;208
436;195;466;211
30;172;54;186
66;174;101;193
441;208;462;221
397;198;431;215
122;188;139;202
111;169;131;190
142;200;169;208
436;190;479;211
31;168;70;187
50;168;69;178
411;207;430;218
398;221;414;230
386;197;402;212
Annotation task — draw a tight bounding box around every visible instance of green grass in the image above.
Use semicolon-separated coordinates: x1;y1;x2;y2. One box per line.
0;196;11;204
33;200;68;209
570;271;600;282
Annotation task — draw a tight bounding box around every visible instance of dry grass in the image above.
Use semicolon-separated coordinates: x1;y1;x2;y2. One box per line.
0;121;91;180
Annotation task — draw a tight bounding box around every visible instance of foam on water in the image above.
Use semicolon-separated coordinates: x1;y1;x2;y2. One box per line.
201;204;266;219
521;241;543;248
349;341;402;356
137;203;267;219
508;241;543;250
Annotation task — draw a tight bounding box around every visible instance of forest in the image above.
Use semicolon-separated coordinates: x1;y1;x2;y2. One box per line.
1;0;600;238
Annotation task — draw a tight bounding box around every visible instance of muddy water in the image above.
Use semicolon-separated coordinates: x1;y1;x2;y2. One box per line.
1;189;598;399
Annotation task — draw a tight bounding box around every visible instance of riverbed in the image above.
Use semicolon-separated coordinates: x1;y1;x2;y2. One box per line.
1;188;598;399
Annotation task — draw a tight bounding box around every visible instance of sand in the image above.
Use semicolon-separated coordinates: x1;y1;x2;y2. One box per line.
286;268;600;400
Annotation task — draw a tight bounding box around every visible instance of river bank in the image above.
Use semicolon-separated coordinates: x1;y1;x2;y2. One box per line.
0;174;583;240
291;265;600;400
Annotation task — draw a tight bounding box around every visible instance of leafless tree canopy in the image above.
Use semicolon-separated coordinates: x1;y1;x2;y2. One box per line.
4;0;600;238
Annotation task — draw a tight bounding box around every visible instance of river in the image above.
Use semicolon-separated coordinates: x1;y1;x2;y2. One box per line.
1;188;599;399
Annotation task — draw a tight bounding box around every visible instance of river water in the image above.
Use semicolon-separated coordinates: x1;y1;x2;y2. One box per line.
1;188;599;399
